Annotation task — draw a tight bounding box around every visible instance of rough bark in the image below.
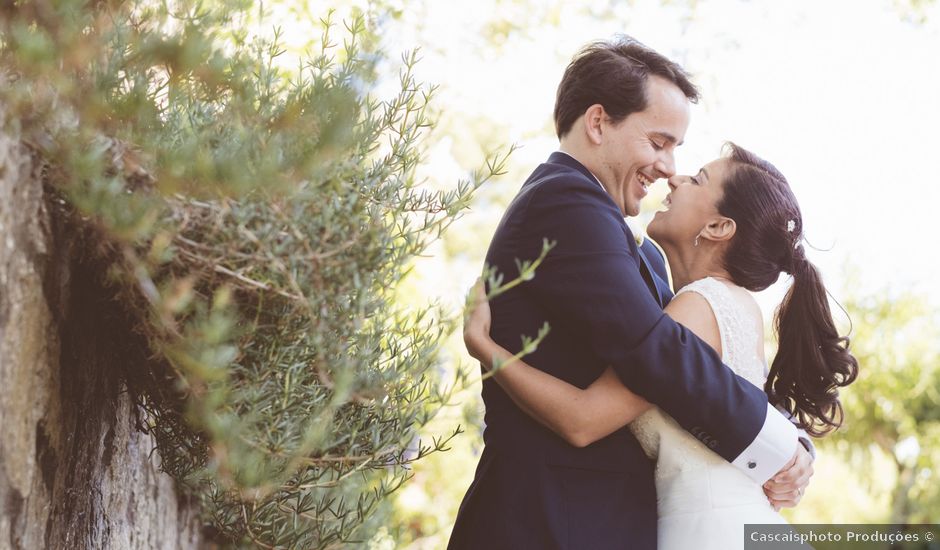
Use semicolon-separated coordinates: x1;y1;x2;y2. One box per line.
0;126;207;549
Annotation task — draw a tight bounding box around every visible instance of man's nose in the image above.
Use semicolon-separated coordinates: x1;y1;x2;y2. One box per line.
667;177;678;192
655;152;676;179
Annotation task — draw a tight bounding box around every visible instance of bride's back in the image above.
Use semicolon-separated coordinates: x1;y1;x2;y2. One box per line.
628;276;788;549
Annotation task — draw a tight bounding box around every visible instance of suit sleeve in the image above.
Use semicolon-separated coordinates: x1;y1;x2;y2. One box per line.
517;175;796;483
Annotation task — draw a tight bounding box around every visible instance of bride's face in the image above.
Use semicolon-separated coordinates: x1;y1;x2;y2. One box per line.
647;158;731;249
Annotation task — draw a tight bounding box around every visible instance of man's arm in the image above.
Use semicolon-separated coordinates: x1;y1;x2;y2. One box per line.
764;406;816;509
645;237;817;461
515;173;797;483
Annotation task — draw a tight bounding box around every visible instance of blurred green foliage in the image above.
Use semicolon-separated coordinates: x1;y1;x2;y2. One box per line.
832;286;940;522
1;0;509;547
783;282;940;524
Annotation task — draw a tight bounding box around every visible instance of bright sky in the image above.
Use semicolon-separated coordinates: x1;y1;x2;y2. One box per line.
268;0;940;313
373;0;940;316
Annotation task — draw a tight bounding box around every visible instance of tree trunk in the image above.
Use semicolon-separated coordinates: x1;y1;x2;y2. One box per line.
0;126;207;549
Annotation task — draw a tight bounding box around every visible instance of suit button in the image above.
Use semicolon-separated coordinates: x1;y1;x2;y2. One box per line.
747;461;757;469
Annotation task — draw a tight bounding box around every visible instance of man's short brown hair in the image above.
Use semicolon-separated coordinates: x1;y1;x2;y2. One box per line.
554;36;700;138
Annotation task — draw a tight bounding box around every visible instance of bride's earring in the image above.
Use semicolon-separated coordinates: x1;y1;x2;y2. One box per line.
693;234;700;247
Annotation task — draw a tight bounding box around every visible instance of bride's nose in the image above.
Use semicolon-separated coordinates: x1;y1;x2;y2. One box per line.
667;175;693;191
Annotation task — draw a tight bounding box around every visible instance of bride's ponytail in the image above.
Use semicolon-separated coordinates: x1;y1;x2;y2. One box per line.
717;143;858;436
765;246;859;436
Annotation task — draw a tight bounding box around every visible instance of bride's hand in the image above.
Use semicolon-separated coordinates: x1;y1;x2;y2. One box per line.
463;278;493;362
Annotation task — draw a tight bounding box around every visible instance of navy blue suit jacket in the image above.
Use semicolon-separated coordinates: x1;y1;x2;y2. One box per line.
448;153;771;550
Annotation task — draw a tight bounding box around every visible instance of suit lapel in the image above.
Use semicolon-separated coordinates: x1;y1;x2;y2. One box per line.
637;247;664;307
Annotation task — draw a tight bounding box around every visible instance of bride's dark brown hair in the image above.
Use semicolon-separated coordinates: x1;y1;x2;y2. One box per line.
716;143;859;437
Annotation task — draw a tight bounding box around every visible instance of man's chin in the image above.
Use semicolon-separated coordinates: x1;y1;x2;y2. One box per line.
623;202;641;218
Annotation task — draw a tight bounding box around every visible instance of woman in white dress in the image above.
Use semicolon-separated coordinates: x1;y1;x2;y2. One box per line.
462;143;859;549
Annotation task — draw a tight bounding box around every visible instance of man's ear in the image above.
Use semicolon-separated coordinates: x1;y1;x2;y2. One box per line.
583;104;606;145
702;216;736;242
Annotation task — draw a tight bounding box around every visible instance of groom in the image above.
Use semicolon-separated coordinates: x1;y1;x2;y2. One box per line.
449;37;812;549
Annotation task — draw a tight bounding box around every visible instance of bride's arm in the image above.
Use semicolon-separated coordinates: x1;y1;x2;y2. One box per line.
464;283;651;448
464;282;724;448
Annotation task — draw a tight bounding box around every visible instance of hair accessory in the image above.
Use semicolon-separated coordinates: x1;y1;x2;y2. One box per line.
787;219;796;233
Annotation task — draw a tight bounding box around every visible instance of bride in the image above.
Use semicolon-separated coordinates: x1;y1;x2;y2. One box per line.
462;143;859;548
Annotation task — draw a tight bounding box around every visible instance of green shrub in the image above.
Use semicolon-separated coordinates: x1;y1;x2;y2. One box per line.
1;1;508;546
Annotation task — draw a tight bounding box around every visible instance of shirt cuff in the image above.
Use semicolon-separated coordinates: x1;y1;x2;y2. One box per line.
797;430;816;460
776;404;816;460
731;402;799;484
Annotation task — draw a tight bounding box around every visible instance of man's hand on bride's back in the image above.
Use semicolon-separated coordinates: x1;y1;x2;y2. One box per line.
463;279;492;362
763;444;813;511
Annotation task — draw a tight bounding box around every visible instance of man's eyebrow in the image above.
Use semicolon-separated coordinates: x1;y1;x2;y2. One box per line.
651;131;683;146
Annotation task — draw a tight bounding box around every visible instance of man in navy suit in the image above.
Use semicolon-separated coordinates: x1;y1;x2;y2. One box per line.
448;37;813;549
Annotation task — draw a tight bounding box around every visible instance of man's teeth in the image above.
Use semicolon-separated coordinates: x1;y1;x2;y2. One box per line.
638;174;651;189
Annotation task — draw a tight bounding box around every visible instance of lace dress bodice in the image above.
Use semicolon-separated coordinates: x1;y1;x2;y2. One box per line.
629;277;777;520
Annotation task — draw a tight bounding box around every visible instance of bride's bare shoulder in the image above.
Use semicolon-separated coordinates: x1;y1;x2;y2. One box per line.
664;290;722;357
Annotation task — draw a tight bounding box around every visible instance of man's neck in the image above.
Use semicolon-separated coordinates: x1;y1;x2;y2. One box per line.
557;143;632;219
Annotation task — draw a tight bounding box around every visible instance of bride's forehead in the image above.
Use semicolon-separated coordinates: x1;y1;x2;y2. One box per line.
705;157;730;170
702;158;732;181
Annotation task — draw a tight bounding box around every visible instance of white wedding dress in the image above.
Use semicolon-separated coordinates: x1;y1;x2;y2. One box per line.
629;277;787;549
